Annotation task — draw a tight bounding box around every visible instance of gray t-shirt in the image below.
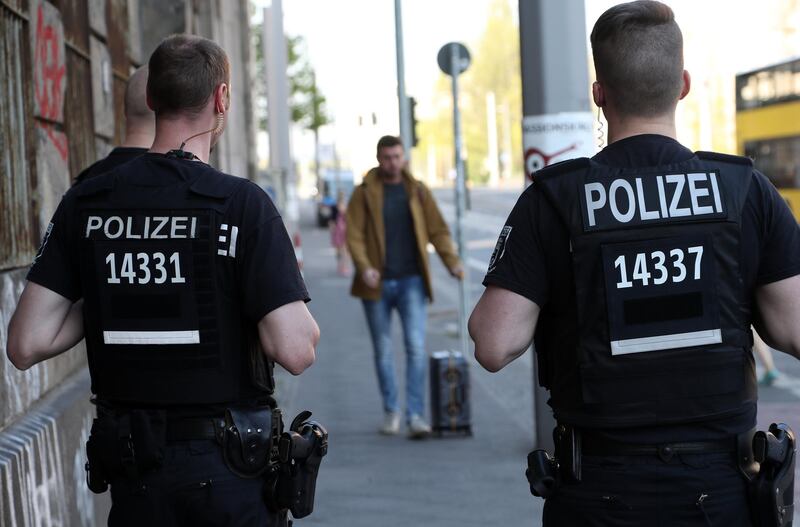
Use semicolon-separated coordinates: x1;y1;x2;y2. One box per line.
383;182;420;279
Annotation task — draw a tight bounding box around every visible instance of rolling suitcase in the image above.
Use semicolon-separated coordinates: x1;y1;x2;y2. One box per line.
429;350;472;436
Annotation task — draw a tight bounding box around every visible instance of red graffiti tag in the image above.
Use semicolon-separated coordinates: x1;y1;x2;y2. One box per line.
34;4;68;161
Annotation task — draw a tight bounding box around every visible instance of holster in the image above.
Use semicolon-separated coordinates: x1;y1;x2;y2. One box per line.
84;406;167;494
526;449;560;498
525;424;580;499
738;427;759;479
553;424;582;483
85;425;110;494
749;423;795;527
265;411;328;519
220;406;280;478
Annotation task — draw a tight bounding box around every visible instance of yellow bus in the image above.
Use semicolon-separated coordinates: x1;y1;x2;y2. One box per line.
735;57;800;220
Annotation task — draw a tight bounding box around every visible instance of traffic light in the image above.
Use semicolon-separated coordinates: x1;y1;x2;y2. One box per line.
409;96;419;147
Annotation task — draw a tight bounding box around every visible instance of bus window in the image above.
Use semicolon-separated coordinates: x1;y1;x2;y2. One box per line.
745;135;800;189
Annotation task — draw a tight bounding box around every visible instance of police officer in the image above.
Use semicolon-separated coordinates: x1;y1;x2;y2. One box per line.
7;34;320;526
74;65;154;185
469;1;800;525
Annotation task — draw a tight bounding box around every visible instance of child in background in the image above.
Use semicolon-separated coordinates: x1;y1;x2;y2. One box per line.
330;190;350;276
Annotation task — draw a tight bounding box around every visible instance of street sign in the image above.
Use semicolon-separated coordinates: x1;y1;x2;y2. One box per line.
437;42;471;76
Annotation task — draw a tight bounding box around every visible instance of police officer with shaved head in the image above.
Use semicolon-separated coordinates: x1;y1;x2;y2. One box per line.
74;65;154;184
470;1;800;525
8;34;327;526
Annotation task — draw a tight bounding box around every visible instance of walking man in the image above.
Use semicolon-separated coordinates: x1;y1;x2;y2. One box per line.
347;135;463;438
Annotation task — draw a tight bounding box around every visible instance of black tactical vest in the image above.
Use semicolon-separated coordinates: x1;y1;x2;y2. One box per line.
73;162;275;406
534;152;757;428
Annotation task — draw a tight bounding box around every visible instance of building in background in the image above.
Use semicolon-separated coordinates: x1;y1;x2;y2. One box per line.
0;1;256;524
735;57;800;220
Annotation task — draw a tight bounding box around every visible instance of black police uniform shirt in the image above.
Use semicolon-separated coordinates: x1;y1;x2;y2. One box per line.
73;146;148;185
483;134;800;443
27;153;309;408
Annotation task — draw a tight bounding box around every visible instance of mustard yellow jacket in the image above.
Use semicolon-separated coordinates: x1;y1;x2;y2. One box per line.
346;168;461;301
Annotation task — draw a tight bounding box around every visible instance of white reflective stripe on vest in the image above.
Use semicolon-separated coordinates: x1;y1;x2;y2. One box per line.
610;328;722;355
103;330;200;345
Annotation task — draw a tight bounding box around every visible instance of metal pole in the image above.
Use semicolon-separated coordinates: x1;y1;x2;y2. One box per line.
486;91;500;187
518;0;592;452
264;2;294;217
450;44;469;356
394;0;412;160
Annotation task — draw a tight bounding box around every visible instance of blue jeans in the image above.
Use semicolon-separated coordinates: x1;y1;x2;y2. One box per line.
362;275;427;421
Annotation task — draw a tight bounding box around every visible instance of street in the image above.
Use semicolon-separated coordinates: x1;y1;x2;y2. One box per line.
278;186;800;524
277;189;539;526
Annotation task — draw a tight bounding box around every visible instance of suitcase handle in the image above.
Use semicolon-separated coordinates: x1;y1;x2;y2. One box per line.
446;377;468;416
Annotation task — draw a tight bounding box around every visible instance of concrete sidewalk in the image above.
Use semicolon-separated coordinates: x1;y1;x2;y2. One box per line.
277;216;542;526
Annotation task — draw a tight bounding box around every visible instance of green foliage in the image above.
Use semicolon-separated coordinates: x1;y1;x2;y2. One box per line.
288;36;332;132
415;0;523;185
251;26;331;132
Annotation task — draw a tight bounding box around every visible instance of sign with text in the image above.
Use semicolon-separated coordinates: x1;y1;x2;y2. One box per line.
522;112;595;180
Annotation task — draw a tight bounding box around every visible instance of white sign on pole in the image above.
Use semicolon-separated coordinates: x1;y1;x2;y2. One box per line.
522;112;595;180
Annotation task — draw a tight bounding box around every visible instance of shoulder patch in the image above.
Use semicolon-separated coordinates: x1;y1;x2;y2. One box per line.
695;151;753;167
487;225;513;273
533;157;591;181
32;221;54;264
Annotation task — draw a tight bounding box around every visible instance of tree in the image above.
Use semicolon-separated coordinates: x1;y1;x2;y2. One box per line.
461;0;522;184
288;36;332;188
252;27;331;185
415;0;522;185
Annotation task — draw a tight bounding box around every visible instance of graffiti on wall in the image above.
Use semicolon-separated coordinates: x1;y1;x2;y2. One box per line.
0;415;69;527
0;273;50;425
32;0;68;163
0;373;110;527
90;36;115;139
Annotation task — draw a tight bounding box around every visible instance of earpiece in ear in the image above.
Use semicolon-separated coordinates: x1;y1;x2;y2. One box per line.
596;107;606;150
214;112;224;134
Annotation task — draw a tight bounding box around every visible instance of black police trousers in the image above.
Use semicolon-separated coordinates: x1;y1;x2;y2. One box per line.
107;439;288;527
542;452;753;526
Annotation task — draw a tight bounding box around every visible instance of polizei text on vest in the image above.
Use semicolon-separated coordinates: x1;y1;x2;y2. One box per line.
584;172;724;228
85;215;199;239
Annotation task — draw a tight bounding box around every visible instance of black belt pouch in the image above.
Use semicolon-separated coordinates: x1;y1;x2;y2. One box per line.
221;406;275;478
